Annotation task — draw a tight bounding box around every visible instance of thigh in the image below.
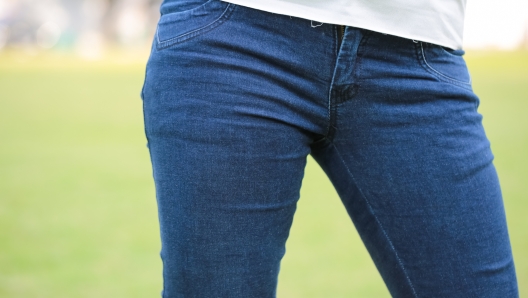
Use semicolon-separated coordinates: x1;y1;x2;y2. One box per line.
143;45;308;297
312;32;518;297
141;2;336;297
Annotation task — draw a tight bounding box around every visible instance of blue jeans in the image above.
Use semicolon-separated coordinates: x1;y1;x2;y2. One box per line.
141;0;519;296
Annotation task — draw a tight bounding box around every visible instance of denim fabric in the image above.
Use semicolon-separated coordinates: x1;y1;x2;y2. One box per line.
141;0;519;297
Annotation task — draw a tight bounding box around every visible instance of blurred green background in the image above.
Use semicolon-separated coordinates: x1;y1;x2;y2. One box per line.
0;50;527;297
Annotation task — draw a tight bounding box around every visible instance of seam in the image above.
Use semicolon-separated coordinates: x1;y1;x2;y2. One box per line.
351;30;371;96
418;42;472;90
330;143;419;298
156;3;235;50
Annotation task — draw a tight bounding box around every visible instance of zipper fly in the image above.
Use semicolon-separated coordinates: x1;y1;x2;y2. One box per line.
337;25;345;48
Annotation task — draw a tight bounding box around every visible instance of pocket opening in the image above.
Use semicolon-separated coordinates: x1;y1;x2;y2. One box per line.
418;42;472;87
156;1;235;49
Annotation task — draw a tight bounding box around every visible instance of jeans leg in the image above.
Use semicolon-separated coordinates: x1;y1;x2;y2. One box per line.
311;31;519;297
143;66;311;297
142;3;338;296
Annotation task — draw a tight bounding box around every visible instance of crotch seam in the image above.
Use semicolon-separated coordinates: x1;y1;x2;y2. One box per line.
330;142;420;298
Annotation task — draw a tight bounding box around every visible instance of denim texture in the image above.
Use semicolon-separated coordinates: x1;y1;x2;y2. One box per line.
142;0;519;297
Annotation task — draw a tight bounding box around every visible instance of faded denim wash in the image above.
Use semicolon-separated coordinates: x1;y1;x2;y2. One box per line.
141;0;519;297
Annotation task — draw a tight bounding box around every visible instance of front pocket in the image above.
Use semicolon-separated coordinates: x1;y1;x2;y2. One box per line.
156;0;235;50
417;42;472;88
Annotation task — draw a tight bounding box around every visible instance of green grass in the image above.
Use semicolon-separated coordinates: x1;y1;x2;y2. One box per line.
0;50;527;297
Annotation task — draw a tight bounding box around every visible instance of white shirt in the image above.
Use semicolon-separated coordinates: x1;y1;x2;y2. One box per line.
221;0;466;49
